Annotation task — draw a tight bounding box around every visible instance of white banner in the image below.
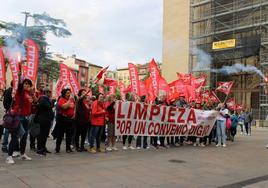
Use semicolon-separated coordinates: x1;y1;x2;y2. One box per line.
115;101;219;137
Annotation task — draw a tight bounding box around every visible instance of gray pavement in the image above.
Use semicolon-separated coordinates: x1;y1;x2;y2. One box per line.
0;128;268;188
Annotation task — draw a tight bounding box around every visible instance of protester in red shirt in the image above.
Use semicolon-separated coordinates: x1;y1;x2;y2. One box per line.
75;89;91;152
106;94;117;152
89;93;106;153
55;88;75;153
6;79;33;164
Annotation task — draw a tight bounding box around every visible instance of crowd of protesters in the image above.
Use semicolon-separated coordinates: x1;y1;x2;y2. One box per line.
0;80;253;164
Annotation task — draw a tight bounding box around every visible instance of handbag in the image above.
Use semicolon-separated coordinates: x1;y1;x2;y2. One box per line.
226;118;232;129
28;114;40;137
1;110;20;132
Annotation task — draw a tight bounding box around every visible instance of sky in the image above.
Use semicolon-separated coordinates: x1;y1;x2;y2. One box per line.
0;0;163;70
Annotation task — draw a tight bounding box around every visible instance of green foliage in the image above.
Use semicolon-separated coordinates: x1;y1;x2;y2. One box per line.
0;12;71;82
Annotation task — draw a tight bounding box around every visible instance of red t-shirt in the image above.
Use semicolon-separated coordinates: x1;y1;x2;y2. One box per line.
13;90;32;116
58;97;75;118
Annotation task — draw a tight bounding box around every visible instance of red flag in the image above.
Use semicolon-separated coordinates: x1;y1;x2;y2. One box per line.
94;66;109;84
202;90;210;102
167;80;180;101
139;81;148;97
119;82;126;100
158;76;170;94
8;57;19;91
235;104;243;111
210;91;221;103
0;48;6;89
103;77;118;86
216;81;234;95
59;63;72;91
177;73;192;85
124;84;132;94
128;63;141;96
226;98;236;111
23;39;39;85
55;79;63;98
69;69;80;95
98;85;104;94
144;77;156;103
149;58;160;96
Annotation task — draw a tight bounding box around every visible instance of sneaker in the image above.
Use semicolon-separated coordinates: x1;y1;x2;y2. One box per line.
12;151;20;158
112;147;118;151
175;143;181;147
6;156;15;164
36;150;46;156
222;144;227;147
240;132;243;135
106;147;112;152
122;146;127;150
216;144;221;147
200;143;206;147
146;146;150;149
20;154;32;161
136;147;141;150
193;143;197;147
88;147;97;154
248;133;251;136
66;149;73;153
97;148;105;153
128;146;136;150
266;144;268;149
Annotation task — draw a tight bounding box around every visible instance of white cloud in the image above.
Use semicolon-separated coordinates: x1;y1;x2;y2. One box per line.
0;0;163;70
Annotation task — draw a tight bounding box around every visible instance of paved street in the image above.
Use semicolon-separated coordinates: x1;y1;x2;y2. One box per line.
0;127;267;188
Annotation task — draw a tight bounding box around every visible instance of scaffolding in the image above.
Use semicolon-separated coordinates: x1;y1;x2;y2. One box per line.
190;0;268;119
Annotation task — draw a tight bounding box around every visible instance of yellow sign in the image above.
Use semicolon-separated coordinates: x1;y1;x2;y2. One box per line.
212;39;236;50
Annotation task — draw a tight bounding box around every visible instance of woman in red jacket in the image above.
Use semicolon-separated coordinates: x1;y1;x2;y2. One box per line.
89;93;106;153
6;79;33;164
55;88;75;153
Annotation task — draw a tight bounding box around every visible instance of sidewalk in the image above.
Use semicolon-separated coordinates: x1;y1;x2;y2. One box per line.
0;127;268;188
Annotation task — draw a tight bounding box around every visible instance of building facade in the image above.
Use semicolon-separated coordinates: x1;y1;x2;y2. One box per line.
162;0;190;83
190;0;268;119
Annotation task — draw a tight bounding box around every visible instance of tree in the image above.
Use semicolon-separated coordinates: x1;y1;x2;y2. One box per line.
0;12;71;84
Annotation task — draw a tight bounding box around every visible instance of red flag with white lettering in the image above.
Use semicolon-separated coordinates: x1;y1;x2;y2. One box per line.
128;63;141;96
177;73;192;85
216;81;234;95
8;57;19;91
60;63;72;91
24;39;39;85
69;69;80;95
167;80;180;101
0;48;6;89
149;58;160;97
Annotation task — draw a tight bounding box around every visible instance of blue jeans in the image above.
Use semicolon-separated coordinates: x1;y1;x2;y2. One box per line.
90;126;103;149
2;128;9;149
8;116;29;156
216;120;226;145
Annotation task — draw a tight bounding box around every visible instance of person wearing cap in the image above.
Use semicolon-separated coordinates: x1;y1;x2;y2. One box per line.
36;87;54;156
